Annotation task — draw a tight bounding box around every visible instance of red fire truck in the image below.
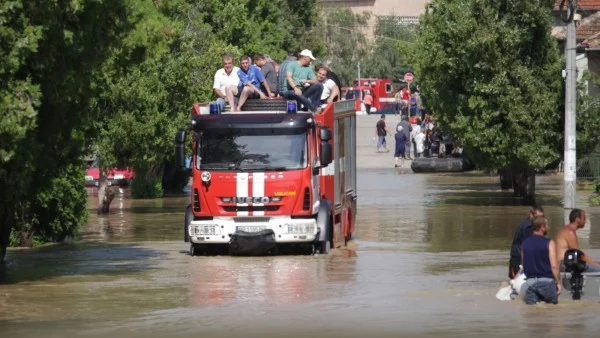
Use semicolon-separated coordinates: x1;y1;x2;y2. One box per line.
344;78;396;114
175;99;357;255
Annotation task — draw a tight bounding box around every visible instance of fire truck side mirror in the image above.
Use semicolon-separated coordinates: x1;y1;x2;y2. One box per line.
175;129;187;168
319;127;332;141
320;141;332;166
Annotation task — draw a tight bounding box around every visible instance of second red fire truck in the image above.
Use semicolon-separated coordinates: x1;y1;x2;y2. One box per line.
344;78;395;114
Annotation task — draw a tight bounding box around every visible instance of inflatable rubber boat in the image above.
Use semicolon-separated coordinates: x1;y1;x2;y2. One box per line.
411;156;474;173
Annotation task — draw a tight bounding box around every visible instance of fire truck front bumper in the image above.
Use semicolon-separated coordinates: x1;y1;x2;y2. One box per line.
188;217;318;245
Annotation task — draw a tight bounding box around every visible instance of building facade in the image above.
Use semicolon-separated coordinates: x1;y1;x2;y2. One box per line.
320;0;429;21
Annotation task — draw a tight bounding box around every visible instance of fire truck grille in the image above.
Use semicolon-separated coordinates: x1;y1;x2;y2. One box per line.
302;188;310;211
233;216;270;223
223;206;279;213
193;189;201;212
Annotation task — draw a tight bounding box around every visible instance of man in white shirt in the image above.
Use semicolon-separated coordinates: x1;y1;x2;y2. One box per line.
213;54;240;111
316;65;339;106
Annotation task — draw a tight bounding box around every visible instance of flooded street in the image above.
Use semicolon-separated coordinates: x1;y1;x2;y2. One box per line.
3;168;600;337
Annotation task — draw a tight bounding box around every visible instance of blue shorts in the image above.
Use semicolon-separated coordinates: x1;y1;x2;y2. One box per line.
394;144;405;158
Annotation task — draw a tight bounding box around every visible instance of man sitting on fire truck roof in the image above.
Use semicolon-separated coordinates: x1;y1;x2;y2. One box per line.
213;54;240;112
281;49;324;114
254;54;278;97
315;65;340;107
226;55;274;111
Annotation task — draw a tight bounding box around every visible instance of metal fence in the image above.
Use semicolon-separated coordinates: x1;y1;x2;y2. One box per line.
577;153;600;181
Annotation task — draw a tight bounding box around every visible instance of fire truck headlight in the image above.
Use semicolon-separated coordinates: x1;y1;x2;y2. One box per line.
271;196;282;202
221;197;232;203
201;171;211;182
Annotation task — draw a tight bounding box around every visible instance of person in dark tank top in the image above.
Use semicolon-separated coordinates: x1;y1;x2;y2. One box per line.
521;216;561;305
508;205;545;278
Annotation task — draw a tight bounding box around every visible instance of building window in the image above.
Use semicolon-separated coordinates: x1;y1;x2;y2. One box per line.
378;15;420;26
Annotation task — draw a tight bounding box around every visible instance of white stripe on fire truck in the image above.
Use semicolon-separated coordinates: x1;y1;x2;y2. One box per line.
252;172;265;216
236;173;249;216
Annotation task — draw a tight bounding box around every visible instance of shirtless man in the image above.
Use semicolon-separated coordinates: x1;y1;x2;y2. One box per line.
555;208;600;272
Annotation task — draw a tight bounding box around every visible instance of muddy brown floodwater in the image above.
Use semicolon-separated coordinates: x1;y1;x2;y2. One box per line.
3;170;600;338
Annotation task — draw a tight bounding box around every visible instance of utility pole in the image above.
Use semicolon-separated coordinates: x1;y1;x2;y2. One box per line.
357;61;361;89
563;0;578;221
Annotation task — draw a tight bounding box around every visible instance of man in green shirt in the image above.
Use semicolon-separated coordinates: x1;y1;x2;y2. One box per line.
282;49;323;113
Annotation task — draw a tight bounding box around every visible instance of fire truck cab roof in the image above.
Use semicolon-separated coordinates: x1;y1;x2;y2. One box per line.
192;112;315;131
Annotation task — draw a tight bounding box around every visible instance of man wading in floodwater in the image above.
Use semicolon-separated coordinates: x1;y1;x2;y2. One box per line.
522;216;561;305
508;205;544;278
555;208;600;272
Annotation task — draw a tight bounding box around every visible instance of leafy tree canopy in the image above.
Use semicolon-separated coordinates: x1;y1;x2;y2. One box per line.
319;6;370;85
413;0;563;169
1;0;132;257
0;0;326;258
364;16;418;82
92;0;326;197
318;7;417;87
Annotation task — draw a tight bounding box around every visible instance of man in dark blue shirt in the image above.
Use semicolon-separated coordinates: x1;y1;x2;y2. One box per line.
522;216;561;304
508;205;544;278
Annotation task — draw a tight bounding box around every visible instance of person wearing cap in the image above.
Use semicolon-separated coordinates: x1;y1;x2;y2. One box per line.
394;125;407;168
282;49;324;113
396;114;412;160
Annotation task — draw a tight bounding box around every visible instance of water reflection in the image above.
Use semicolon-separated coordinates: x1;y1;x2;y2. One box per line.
518;301;600;337
189;251;357;306
83;189;188;242
356;170;600;252
6;169;600;336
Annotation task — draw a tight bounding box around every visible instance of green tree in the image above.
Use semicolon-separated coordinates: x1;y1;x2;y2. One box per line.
576;72;600;156
364;16;418;81
1;0;131;263
94;0;325;205
413;0;563;203
283;0;326;58
319;6;370;86
0;0;41;262
0;0;327;262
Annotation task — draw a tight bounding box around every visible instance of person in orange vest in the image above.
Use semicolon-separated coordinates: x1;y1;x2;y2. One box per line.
363;91;373;114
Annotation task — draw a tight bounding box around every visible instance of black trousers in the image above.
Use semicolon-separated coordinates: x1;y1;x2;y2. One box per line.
508;260;520;279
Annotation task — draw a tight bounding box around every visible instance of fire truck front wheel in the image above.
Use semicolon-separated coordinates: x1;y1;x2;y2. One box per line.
184;204;192;243
189;244;198;256
315;200;332;254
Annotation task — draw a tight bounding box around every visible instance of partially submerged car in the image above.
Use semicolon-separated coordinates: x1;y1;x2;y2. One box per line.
84;157;135;187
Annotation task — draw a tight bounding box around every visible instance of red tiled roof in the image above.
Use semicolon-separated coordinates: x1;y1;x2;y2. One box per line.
577;12;600;39
579;0;600;9
552;11;600;41
579;31;600;47
554;0;600;10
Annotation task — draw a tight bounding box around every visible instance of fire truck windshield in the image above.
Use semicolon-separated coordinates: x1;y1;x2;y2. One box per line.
197;128;307;171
